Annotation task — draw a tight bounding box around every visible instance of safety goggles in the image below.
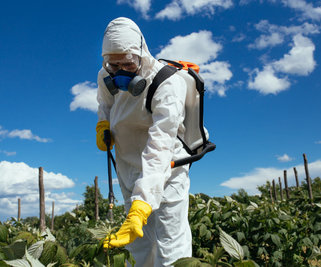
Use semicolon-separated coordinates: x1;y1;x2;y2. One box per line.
103;53;140;74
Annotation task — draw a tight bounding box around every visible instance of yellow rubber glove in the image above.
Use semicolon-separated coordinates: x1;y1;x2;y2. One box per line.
104;200;152;248
96;120;114;151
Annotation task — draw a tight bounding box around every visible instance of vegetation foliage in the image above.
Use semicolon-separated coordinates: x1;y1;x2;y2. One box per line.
0;178;320;266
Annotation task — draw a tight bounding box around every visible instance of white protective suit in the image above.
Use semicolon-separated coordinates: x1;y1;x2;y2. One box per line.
97;17;192;267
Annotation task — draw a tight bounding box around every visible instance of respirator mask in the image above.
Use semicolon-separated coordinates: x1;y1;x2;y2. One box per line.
103;54;146;97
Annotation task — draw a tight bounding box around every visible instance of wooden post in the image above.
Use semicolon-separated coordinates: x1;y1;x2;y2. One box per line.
51;201;55;232
278;177;283;201
284;170;290;200
294;167;299;188
269;186;274;203
95;176;99;221
303;153;313;203
272;179;277;201
18;198;21;221
39;167;46;232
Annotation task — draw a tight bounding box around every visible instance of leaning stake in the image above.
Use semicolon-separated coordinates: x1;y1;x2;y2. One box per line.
303;153;313;203
39;167;46;232
284;170;290;200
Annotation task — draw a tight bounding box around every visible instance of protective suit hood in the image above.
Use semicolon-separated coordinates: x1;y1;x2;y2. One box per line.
102;17;159;83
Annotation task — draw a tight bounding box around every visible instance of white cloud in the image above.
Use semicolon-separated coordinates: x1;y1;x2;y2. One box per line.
247;33;316;94
200;62;233;96
117;0;151;18
249;20;319;49
8;129;51;143
156;31;232;95
0;126;8;137
0;150;16;156
240;0;264;4
156;0;233;20
249;32;284;49
221;159;321;195
0;161;79;220
272;34;316;76
70;81;98;112
155;2;182;20
0;125;51;143
232;33;246;42
248;66;291;95
280;0;321;21
156;31;222;65
277;153;294;162
316;140;321;144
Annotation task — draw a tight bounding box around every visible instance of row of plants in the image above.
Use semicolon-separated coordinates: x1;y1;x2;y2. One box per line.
0;215;134;267
188;191;321;266
0;216;258;267
0;179;320;266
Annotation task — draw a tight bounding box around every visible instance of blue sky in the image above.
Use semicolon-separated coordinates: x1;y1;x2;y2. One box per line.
1;0;321;221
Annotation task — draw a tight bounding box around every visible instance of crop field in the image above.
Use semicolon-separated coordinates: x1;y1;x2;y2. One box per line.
1;178;321;267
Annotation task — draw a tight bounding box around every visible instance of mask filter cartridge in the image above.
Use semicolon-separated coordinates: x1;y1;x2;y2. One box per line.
104;70;146;97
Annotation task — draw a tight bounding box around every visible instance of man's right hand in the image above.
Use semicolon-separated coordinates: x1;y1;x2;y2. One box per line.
96;120;114;151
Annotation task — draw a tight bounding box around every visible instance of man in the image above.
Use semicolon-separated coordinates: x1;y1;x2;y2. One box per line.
96;17;192;266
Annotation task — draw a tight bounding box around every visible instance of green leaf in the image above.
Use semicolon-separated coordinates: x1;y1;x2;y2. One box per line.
200;216;212;226
263;233;271;241
3;259;30;267
225;196;235;203
54;245;68;266
0;226;8;243
242;245;250;258
271;234;282;247
314;222;321;232
234;259;257;267
70;243;96;262
113;253;126;267
0;260;10;267
205;230;212;240
216;261;233;267
272;250;282;261
191;209;206;223
236;232;245;242
222;212;232;220
93;257;105;267
310;234;319;246
27;241;44;260
13;233;35;246
38;241;57;266
279;214;291;221
124;249;136;267
172;257;208;267
209;246;225;265
87;225;116;240
199;224;207;237
0;251;6;261
2;240;27;260
302;237;313;247
257;247;267;257
246;205;255;212
309;246;321;260
249;201;258;209
219;229;244;261
40;229;56;242
25;248;45;267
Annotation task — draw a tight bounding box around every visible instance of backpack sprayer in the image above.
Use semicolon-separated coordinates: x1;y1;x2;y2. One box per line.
104;59;216;220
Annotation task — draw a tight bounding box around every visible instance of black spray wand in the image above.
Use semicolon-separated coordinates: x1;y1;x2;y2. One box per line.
104;130;116;222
